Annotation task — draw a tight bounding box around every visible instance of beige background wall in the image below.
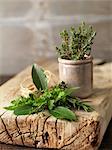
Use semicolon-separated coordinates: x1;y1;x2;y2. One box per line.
0;0;112;75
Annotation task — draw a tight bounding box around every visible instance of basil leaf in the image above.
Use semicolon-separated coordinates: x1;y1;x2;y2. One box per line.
32;64;48;91
14;105;33;115
50;106;77;121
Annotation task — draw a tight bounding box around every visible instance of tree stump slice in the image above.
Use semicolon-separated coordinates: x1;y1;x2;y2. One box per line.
0;59;112;150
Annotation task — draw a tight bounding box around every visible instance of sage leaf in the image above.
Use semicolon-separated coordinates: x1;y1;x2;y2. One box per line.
14;105;33;115
50;106;77;121
32;64;48;91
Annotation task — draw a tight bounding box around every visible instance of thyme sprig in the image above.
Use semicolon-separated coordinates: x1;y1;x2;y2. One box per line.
56;22;96;60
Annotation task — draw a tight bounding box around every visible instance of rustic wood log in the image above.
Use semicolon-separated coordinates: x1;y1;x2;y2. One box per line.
0;59;112;150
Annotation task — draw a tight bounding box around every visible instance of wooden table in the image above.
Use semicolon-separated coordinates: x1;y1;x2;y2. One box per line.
0;58;112;150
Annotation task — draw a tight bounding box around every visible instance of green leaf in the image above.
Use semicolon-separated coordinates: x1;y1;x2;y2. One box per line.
56;91;66;102
34;97;47;108
14;105;33;116
68;98;93;112
32;64;48;91
48;100;55;110
4;105;16;110
81;103;94;112
50;106;77;121
64;87;80;96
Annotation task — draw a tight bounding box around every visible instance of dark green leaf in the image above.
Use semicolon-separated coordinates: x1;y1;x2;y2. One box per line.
68;98;93;112
32;64;48;91
81;103;94;112
50;106;77;121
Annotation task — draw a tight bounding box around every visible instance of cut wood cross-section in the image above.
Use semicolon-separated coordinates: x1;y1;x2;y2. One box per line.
0;59;112;150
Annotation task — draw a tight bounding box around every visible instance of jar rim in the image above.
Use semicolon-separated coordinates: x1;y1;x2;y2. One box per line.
58;57;93;65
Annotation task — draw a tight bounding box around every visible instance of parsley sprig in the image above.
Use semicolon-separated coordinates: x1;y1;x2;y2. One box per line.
4;64;93;121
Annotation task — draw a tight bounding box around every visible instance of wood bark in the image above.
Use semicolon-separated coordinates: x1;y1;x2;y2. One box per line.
0;59;112;150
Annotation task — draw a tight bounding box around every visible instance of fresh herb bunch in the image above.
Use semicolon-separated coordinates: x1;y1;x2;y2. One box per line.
56;22;96;60
5;64;93;121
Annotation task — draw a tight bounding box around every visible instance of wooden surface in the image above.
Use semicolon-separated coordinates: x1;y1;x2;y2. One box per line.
0;59;112;150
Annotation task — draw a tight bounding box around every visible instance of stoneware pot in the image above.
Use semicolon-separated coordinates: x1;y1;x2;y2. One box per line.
58;57;93;98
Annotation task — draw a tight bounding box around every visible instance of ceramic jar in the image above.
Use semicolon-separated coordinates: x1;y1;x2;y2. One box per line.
58;57;93;98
